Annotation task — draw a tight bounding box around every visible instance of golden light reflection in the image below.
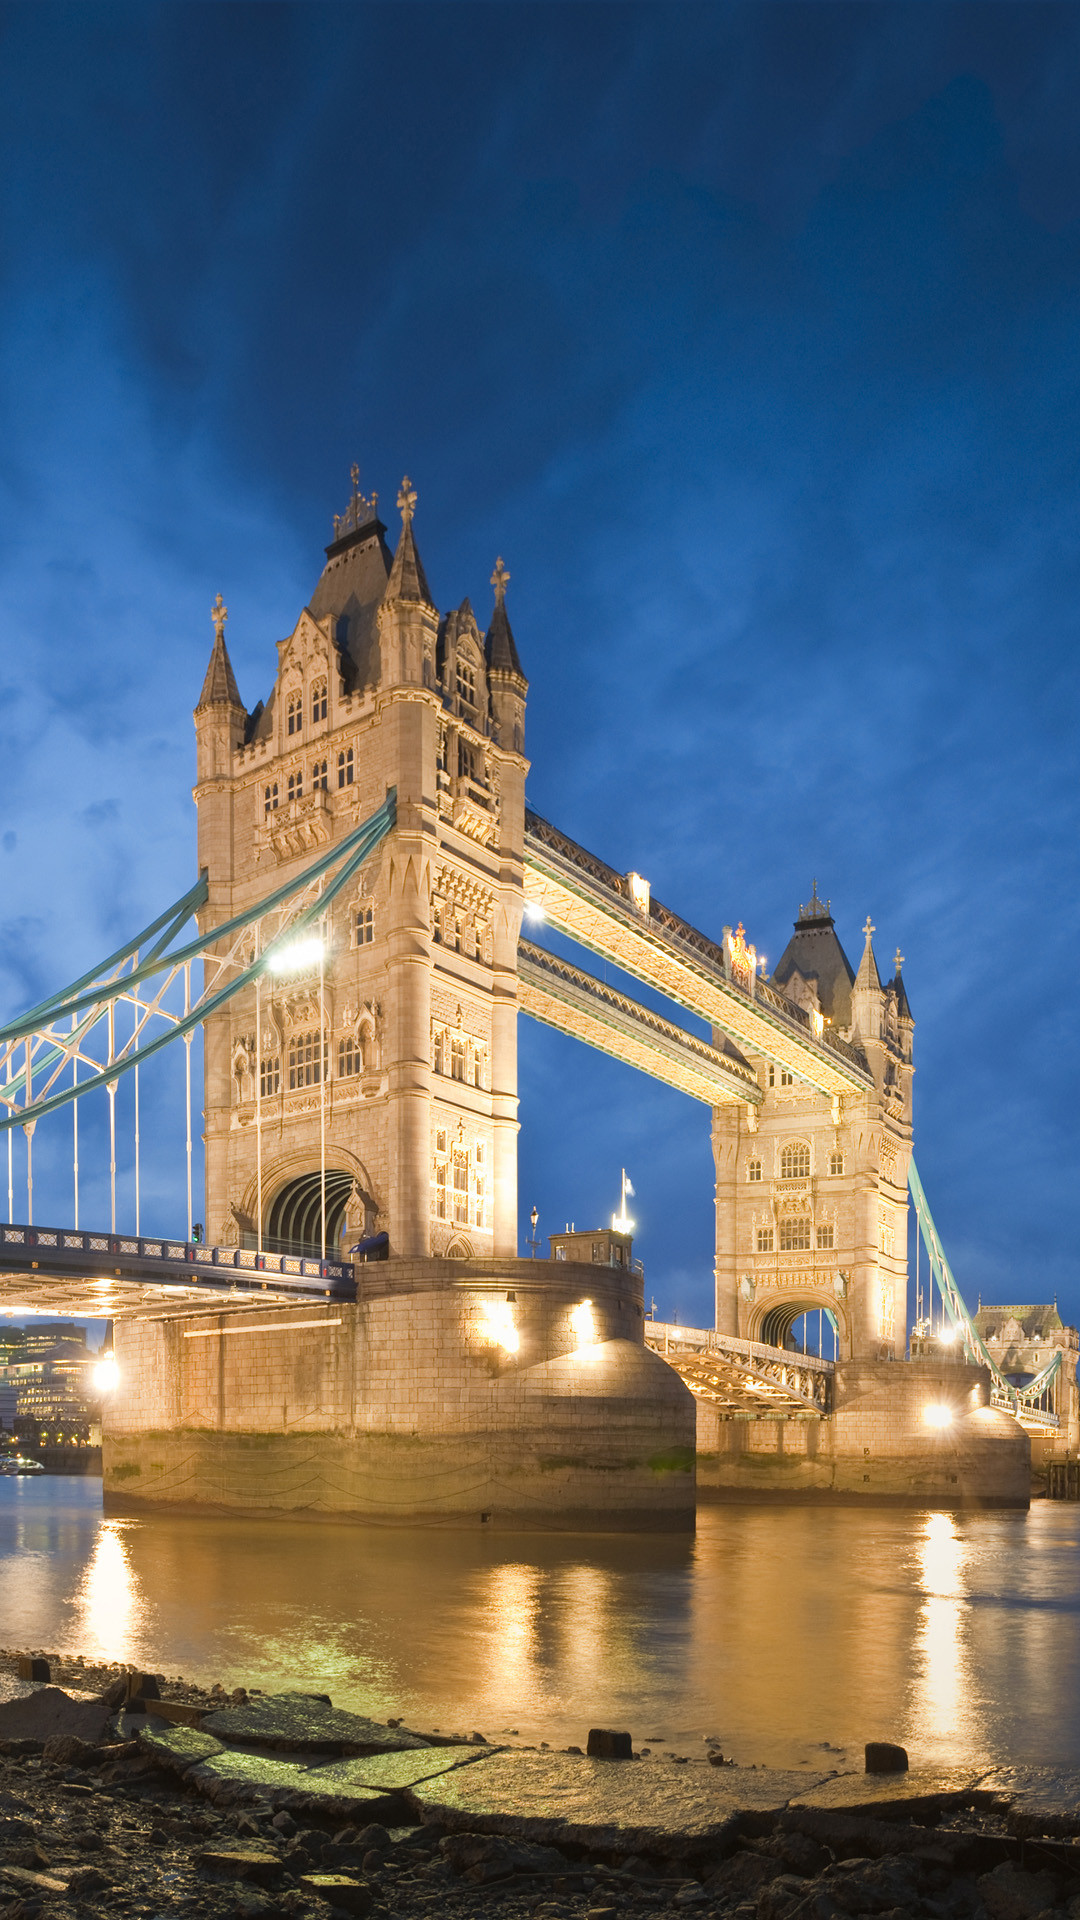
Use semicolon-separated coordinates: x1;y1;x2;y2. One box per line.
479;1301;519;1353
486;1563;540;1701
912;1511;968;1754
570;1299;595;1345
75;1524;138;1663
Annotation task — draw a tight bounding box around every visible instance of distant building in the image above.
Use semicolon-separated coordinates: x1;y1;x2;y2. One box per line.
973;1303;1080;1462
0;1328;99;1446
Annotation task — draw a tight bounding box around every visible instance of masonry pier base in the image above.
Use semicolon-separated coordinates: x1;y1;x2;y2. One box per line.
103;1256;696;1531
694;1358;1031;1508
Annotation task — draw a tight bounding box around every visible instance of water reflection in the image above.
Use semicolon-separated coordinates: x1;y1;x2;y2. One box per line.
76;1523;139;1664
5;1482;1080;1769
912;1511;968;1756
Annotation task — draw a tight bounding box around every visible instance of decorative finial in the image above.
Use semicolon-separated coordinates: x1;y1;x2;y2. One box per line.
211;593;227;639
863;916;875;942
491;556;510;604
397;476;417;526
332;464;377;539
895;948;905;973
797;878;831;922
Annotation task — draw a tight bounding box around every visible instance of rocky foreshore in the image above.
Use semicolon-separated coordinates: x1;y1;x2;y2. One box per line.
0;1650;1077;1920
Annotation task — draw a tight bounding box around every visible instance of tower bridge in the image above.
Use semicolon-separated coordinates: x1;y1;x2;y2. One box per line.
0;467;1068;1520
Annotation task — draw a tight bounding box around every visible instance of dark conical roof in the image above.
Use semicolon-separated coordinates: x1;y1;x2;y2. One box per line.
196;597;245;712
484;557;526;681
308;471;393;693
382;476;434;607
771;886;856;1027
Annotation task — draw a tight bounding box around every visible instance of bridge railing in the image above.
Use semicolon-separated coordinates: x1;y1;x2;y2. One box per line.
0;1223;355;1300
645;1319;834;1374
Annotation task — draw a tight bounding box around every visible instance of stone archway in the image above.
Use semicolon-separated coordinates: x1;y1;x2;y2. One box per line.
265;1169;357;1258
756;1296;848;1358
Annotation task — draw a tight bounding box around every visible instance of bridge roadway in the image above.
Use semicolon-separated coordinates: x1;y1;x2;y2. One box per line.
522;811;871;1098
517;941;762;1107
0;1223;353;1320
645;1320;833;1416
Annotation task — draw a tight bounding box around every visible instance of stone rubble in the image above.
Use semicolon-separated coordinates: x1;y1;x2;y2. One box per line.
0;1650;1078;1920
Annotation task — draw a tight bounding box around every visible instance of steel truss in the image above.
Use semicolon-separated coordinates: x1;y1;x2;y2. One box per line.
909;1157;1060;1430
0;794;396;1230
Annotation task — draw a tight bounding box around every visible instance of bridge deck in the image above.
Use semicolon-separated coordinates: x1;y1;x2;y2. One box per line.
523;811;871;1098
646;1320;833;1416
517;941;762;1107
0;1224;354;1320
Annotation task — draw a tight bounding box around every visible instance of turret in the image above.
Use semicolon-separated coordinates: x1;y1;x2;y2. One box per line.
850;916;885;1046
376;478;438;689
194;594;246;783
485;558;527;754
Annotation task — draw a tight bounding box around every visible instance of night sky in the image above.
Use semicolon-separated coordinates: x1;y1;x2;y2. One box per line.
0;3;1077;1331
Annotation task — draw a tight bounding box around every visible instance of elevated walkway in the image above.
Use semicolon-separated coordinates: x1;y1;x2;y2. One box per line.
523;811;871;1096
645;1320;832;1416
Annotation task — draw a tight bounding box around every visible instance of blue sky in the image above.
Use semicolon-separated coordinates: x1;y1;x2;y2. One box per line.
0;2;1078;1329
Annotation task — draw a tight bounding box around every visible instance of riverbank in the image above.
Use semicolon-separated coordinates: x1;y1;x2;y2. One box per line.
0;1652;1079;1920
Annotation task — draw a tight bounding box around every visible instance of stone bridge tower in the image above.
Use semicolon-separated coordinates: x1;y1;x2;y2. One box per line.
711;887;914;1360
193;472;528;1262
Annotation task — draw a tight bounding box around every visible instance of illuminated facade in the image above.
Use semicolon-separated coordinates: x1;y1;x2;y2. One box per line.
194;473;527;1263
713;886;914;1359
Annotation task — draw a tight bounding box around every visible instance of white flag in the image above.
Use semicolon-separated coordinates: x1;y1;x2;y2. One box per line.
624;1176;635;1197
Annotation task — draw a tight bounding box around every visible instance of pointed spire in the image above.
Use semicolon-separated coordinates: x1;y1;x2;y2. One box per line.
383;475;434;606
854;915;881;992
196;593;244;712
485;556;526;681
891;947;913;1021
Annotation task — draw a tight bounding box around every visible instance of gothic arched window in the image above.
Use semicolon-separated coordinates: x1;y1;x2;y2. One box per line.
287;1030;326;1090
264;783;279;816
780;1142;810;1179
747;1158;762;1183
337;746;354;787
286;693;301;737
338;1036;360;1079
779;1215;811;1251
312;679;327;724
456;657;476;712
312;760;328;791
287;769;303;803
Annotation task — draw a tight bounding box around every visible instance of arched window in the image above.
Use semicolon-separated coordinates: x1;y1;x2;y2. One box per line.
456;658;476;711
817;1223;835;1249
355;902;374;945
829;1150;845;1176
747;1158;762;1183
452;1151;469;1224
756;1225;774;1252
779;1216;811;1251
435;1162;448;1220
338;1036;361;1079
337;746;354;787
264;783;279;816
312;679;327;724
312;760;328;792
287;1030;326;1090
450;1036;466;1082
287;769;303;803
287;694;301;737
259;1056;280;1098
780;1143;810;1179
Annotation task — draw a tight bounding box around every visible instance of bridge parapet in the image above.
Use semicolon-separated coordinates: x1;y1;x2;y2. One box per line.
645;1319;832;1416
0;1222;353;1318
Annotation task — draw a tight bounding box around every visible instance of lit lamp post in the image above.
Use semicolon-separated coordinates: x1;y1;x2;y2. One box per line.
528;1206;539;1258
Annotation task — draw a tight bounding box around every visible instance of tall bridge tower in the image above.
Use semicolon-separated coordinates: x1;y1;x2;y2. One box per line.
712;887;914;1359
193;473;528;1263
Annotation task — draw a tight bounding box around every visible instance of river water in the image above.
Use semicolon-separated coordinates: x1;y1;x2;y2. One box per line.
0;1479;1078;1772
